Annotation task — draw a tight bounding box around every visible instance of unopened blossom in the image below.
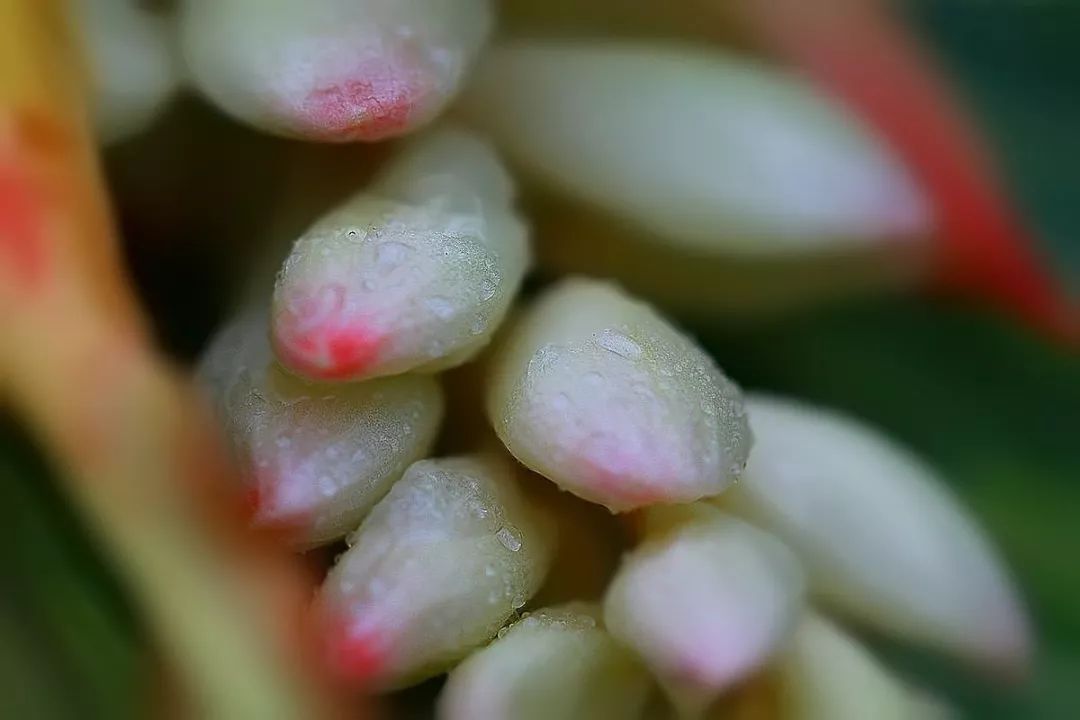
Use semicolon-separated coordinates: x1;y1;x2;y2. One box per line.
486;278;752;511
179;0;493;141
272;127;529;382
438;603;654;720
725;394;1030;671
78;0;180;143
198;310;444;545
604;505;805;715
318;454;555;688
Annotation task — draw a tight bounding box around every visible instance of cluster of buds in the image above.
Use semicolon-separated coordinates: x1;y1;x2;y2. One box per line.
81;0;1043;717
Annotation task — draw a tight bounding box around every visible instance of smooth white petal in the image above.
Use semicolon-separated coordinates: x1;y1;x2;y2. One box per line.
727;394;1030;671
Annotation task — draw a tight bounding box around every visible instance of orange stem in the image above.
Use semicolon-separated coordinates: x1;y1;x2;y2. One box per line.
0;2;347;715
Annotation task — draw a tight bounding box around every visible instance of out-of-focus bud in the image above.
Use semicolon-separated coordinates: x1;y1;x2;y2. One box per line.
318;454;555;688
603;506;805;715
732;0;1076;341
77;0;179;143
197;310;443;546
438;603;654;720
486;278;752;512
726;394;1031;673
773;613;947;720
462;41;931;256
178;0;492;141
271;127;528;382
531;204;928;319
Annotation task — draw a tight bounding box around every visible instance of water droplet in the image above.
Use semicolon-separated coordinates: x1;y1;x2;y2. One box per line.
470;315;485;335
497;626;509;639
511;593;526;609
480;277;498;301
496;526;522;552
375;241;410;272
550;393;571;412
597;330;643;360
318;475;336;497
528;345;560;375
425;296;454;319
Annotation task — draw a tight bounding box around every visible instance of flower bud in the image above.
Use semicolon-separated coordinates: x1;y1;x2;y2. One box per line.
271;127;528;382
77;0;179;143
486;278;751;512
726;394;1030;672
318;454;555;688
198;310;443;545
179;0;492;141
438;603;654;720
603;506;804;714
462;41;930;255
775;614;943;720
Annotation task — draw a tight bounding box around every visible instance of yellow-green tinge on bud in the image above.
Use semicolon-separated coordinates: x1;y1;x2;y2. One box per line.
775;614;945;720
78;0;180;144
438;603;654;720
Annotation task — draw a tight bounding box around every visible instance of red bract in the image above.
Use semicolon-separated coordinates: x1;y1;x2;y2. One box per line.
737;0;1077;342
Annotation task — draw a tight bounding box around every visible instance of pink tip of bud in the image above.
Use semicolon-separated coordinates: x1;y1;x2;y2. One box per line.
672;637;759;691
583;459;665;508
274;284;386;380
575;443;682;510
292;48;434;142
321;613;392;686
240;472;315;539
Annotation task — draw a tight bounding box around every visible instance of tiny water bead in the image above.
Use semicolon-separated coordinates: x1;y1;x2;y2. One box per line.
496;526;522;552
596;329;643;360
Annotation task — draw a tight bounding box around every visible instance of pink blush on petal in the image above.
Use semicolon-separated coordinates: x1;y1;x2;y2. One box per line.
274;284;386;380
294;49;435;142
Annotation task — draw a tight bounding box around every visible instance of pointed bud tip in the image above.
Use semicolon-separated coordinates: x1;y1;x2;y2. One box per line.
320;612;393;686
295;64;429;143
273;284;386;380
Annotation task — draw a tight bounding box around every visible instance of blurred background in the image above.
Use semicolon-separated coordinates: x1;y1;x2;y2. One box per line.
2;1;1078;717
